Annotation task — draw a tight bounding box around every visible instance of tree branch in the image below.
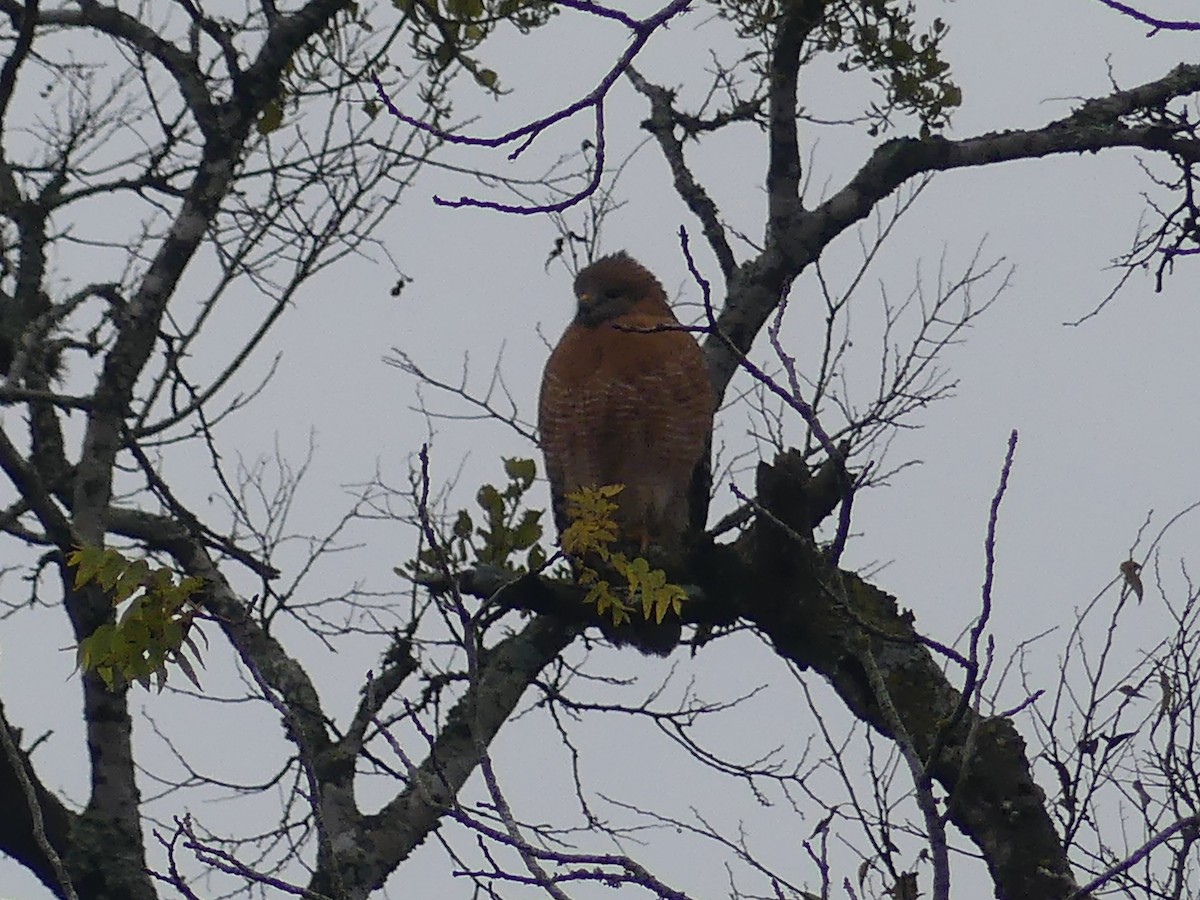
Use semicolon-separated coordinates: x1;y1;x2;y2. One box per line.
765;1;823;244
17;0;219;136
344;616;575;894
0;0;37;125
625;66;738;280
705;62;1200;401
744;451;1078;899
0;700;76;899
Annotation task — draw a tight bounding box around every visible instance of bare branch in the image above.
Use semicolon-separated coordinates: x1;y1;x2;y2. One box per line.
374;0;690;213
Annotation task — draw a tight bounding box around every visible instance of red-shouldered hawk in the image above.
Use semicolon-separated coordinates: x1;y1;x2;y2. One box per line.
538;252;715;651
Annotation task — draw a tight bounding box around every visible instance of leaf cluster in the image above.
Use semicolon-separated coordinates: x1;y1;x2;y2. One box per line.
391;0;558;93
822;0;960;136
561;485;687;628
69;546;206;692
408;457;547;575
259;1;379;134
709;0;960;137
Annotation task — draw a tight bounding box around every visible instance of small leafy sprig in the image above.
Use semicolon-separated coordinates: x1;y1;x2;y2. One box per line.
402;463;685;628
406;457;547;576
69;546;206;692
561;485;687;627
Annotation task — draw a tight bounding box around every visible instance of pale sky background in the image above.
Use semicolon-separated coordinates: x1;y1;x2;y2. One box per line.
2;1;1199;897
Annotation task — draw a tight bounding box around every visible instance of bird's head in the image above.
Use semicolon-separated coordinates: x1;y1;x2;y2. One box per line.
572;251;672;327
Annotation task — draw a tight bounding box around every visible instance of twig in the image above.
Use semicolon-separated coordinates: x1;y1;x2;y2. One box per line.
678;225;856;564
0;712;78;900
926;429;1018;774
1069;813;1200;897
373;0;690;213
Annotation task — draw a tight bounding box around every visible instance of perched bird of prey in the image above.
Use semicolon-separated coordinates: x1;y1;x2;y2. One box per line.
538;251;715;653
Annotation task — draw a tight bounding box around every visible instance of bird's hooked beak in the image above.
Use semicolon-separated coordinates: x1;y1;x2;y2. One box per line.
573;292;608;327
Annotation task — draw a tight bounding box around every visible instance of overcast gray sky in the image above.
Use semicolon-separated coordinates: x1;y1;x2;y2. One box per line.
2;1;1198;897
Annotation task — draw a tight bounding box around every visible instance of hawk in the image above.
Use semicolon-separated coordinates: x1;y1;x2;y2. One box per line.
538;252;715;653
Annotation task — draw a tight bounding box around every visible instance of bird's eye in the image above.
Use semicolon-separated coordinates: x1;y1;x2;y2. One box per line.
602;287;624;300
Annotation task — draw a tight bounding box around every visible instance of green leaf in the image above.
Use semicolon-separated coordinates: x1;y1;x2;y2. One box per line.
526;544;546;572
78;624;112;673
178;575;204;599
502;457;536;487
118;593;146;626
453;509;474;540
95;551;126;592
162;617;183;651
68;546;107;589
510;510;542;550
257;99;284;135
476;484;503;521
69;545;207;692
446;0;484;18
96;666;117;691
113;560;149;603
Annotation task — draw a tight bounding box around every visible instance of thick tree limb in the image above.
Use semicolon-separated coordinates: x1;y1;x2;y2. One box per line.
0;4;369;898
626;66;738;280
117;500;576;896
0;0;37;124
482;447;1079;898
764;2;821;246
743;452;1077;899
704;62;1200;399
339;615;576;895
